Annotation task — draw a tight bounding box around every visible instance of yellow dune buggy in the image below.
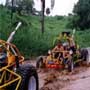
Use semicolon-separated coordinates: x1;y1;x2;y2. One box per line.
36;31;89;72
0;22;39;90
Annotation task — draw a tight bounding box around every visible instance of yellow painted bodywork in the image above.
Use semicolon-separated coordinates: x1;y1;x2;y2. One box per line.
0;66;21;90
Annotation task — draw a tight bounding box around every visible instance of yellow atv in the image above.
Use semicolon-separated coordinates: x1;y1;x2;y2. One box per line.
0;22;39;90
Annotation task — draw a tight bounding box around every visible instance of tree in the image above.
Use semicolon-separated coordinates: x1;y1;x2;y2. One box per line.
6;0;10;6
73;0;90;30
19;0;34;14
51;0;55;10
6;0;34;15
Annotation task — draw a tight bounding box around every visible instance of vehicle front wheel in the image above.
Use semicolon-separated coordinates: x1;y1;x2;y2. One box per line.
17;64;39;90
68;60;74;72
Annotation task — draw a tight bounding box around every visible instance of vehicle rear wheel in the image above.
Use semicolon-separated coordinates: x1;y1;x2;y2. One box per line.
36;56;44;68
81;49;88;60
81;48;89;65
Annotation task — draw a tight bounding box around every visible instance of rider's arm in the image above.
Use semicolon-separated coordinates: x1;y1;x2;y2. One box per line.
52;46;58;52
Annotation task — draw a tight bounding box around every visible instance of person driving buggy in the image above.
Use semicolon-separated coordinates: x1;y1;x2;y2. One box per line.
52;32;71;60
51;41;64;62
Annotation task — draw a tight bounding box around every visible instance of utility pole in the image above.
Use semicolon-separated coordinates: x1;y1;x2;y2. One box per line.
41;0;45;34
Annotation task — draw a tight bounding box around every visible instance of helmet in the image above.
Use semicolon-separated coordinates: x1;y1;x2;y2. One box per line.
48;50;52;55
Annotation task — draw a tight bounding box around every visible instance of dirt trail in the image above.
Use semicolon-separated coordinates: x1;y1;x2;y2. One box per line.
61;76;90;90
61;67;90;90
39;67;90;90
28;60;90;90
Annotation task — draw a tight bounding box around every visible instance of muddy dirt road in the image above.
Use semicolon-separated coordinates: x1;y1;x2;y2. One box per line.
29;60;90;90
61;67;90;90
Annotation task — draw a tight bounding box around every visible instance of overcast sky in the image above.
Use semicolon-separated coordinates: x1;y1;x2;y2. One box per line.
0;0;79;16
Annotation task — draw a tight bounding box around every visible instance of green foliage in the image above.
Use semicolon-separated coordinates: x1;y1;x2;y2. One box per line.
6;0;34;15
0;6;90;58
76;30;90;48
66;15;80;29
55;15;64;20
73;0;90;29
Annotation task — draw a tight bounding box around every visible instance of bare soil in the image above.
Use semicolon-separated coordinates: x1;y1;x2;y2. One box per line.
28;60;90;90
